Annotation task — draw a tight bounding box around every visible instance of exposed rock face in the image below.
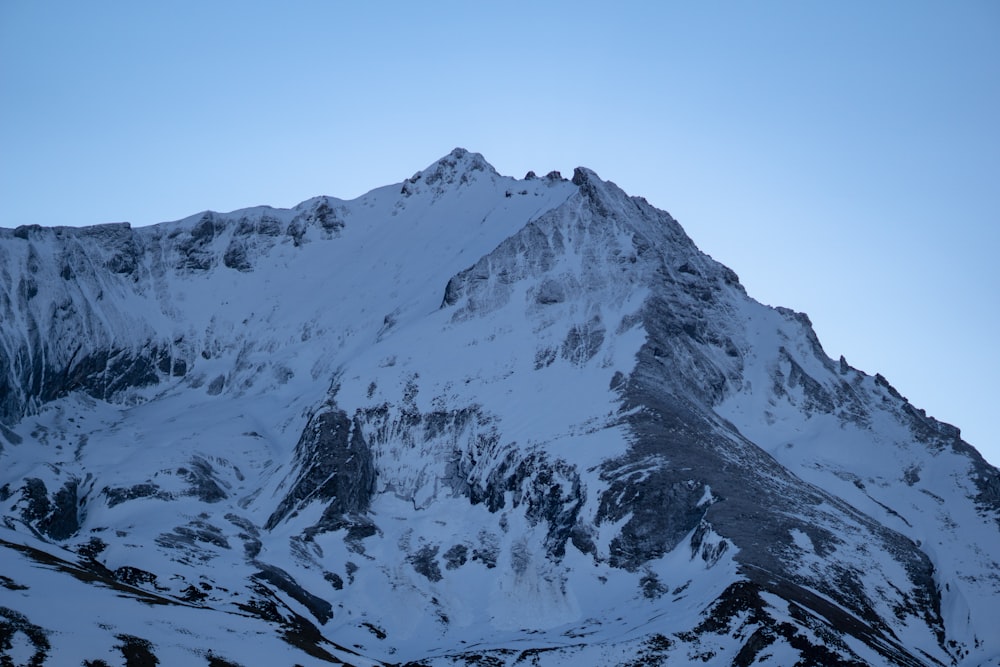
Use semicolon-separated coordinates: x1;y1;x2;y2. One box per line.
0;149;997;666
266;409;376;532
14;477;82;540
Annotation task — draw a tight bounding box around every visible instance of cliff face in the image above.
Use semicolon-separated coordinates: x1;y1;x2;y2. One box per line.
1;149;997;667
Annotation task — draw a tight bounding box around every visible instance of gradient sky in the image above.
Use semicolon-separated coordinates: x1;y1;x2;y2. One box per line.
1;2;997;464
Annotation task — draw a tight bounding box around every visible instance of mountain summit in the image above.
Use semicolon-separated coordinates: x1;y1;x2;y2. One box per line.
1;150;997;666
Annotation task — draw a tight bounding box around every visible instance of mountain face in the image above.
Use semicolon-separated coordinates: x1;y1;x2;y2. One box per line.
1;149;998;667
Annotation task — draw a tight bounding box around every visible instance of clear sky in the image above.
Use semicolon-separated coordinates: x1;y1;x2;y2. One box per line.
2;2;997;464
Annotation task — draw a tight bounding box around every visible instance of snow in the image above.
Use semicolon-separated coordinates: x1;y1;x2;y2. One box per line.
714;295;1000;665
1;149;997;665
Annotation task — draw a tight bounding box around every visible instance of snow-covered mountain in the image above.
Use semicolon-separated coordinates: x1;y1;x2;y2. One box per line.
1;149;997;666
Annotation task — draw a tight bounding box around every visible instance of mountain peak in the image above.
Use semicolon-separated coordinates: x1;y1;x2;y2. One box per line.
0;151;997;666
571;166;600;186
436;146;492;173
402;147;499;195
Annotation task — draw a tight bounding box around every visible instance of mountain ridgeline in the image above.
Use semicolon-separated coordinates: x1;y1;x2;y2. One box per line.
0;149;997;667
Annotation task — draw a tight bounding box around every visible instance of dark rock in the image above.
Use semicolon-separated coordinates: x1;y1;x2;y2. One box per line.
103;483;171;508
781;347;836;414
560;316;605;365
156;349;171;374
223;241;252;272
266;408;376;531
17;276;38;302
114;566;158;587
114;634;159;666
443;543;468;570
13;225;42;240
178;457;228;503
61;345;152;400
176;213;220;271
640;571;668;599
362;622;387;639
733;627;776;667
677;262;700;276
534;278;566;305
18;477;82;540
180;584;208;602
252;563;333;624
598;458;707;570
206;374;225;395
224;513;259;536
37;478;81;540
257;214;283;236
0;606;50;665
155;520;230;554
77;537;107;560
242;538;262;559
310;199;344;235
0;423;21;445
533;346;557;369
874;373;904;401
471;532;499;569
106;237;141;275
286;219;306;246
190;215;216;242
409;544;443;582
323;571;344;590
465;451;584;559
0;575;28;591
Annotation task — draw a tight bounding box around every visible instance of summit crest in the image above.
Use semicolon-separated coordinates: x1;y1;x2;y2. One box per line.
0;151;996;666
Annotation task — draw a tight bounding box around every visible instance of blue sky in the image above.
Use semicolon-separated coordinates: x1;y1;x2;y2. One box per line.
1;2;997;464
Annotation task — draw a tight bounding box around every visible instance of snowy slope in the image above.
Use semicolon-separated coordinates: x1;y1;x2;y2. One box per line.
1;149;998;666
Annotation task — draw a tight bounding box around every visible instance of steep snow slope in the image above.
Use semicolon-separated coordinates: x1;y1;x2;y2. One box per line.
1;149;997;666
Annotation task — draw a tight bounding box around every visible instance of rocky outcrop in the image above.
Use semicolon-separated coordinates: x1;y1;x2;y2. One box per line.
9;477;82;540
266;409;376;533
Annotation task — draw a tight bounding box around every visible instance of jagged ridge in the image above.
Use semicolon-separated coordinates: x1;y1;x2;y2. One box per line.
0;149;998;666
